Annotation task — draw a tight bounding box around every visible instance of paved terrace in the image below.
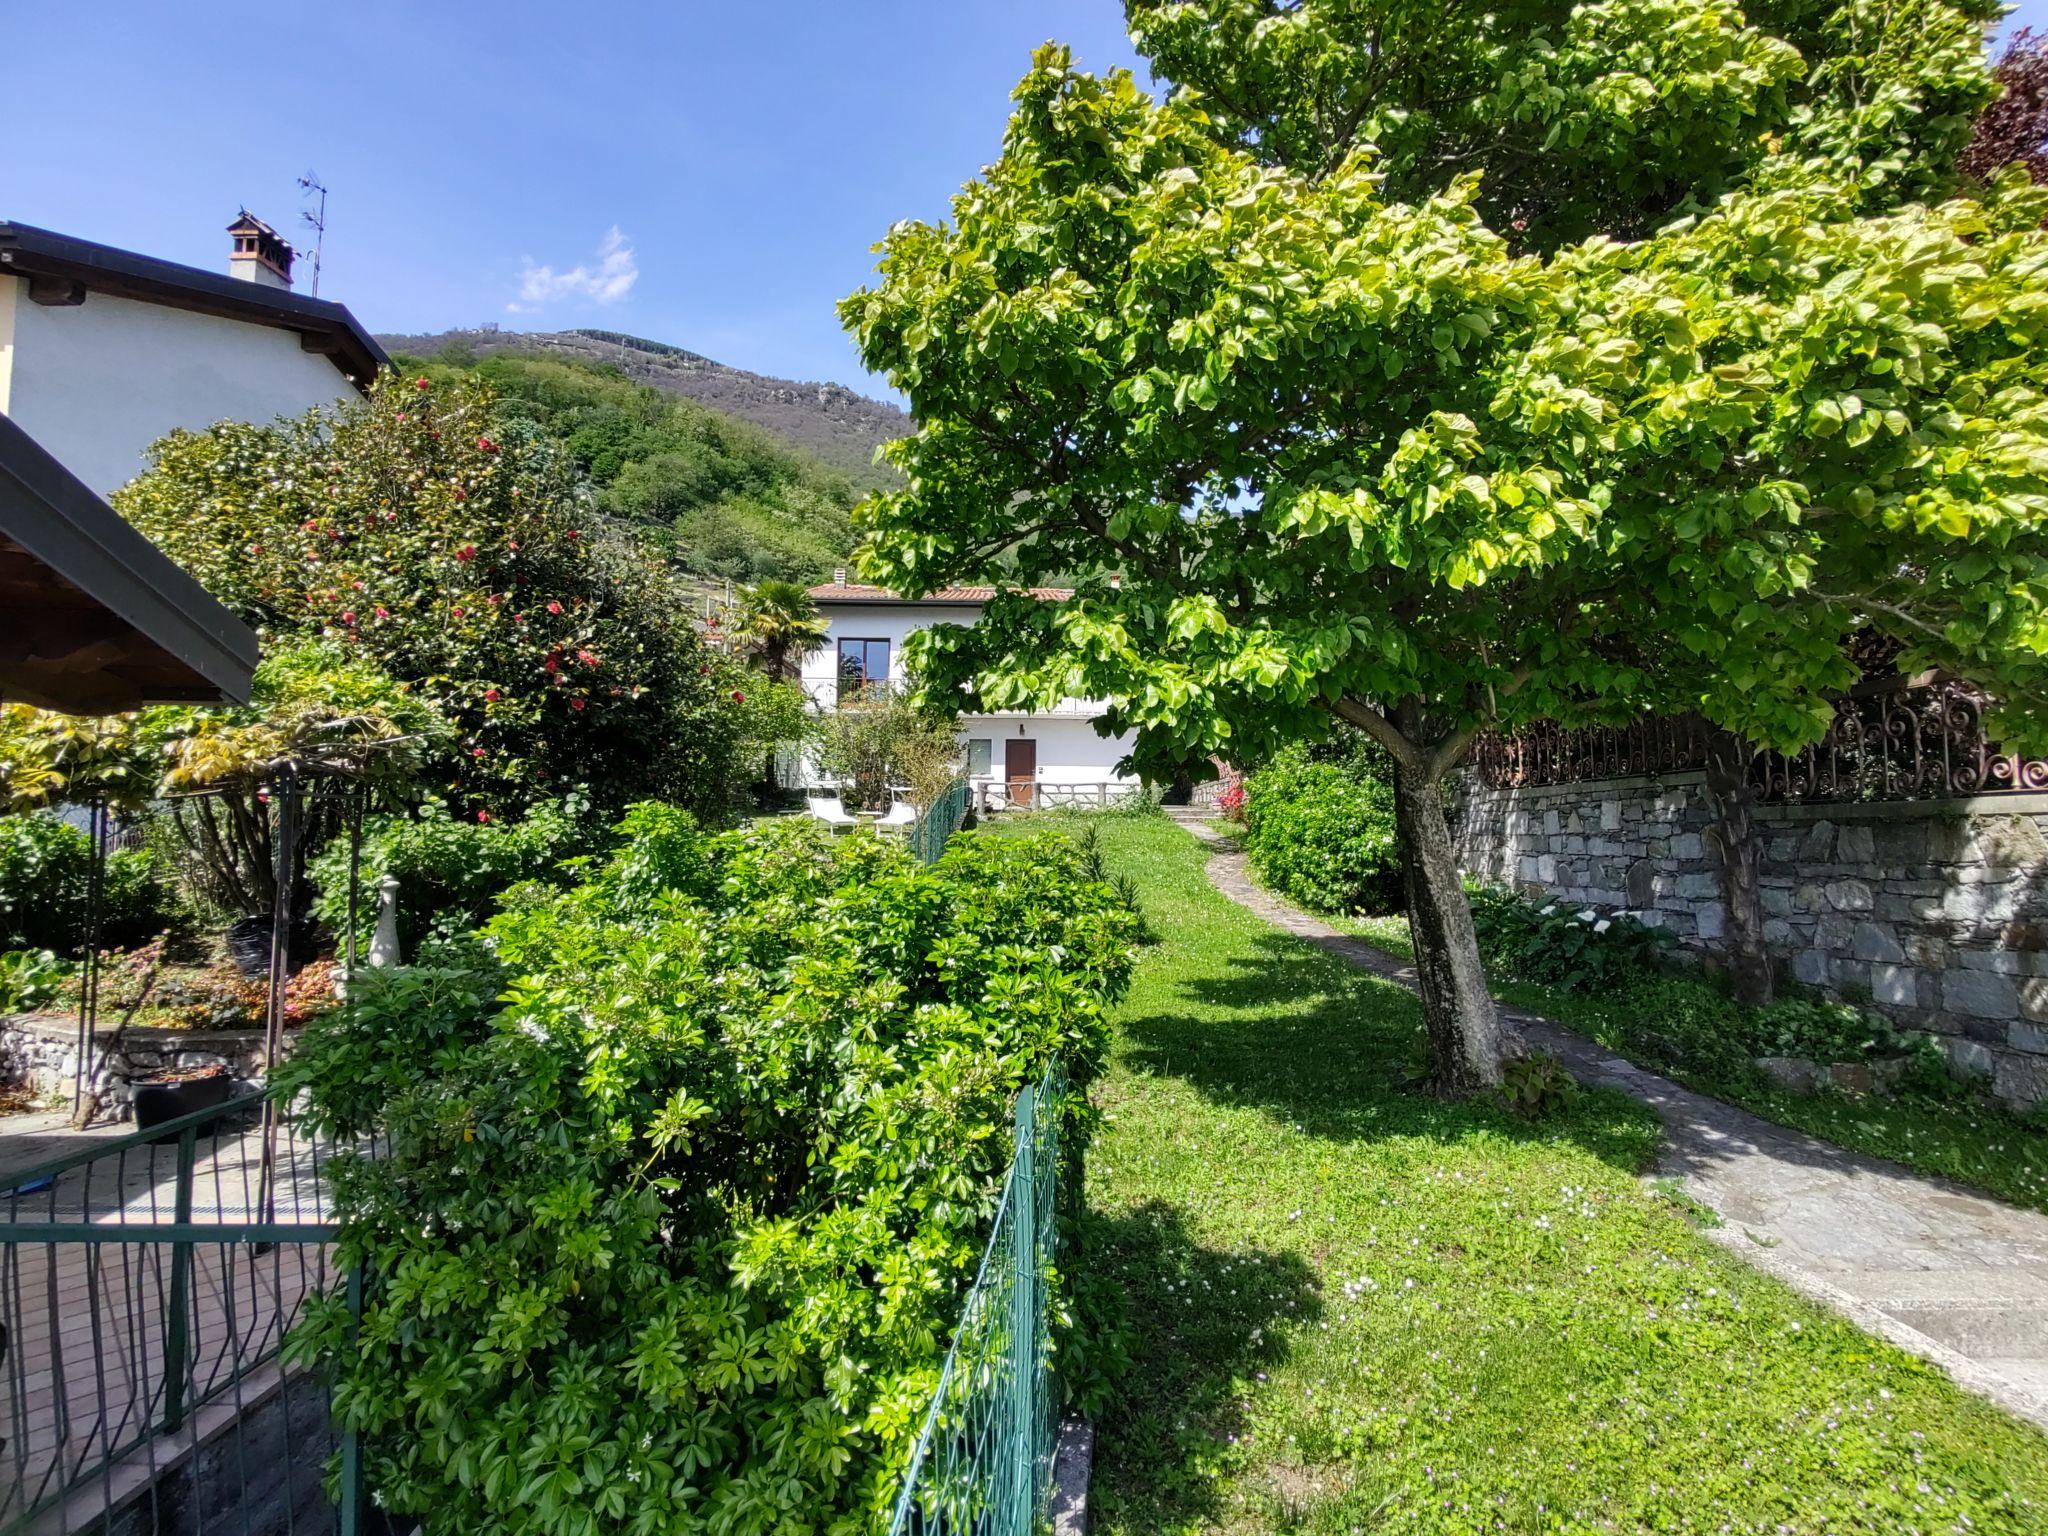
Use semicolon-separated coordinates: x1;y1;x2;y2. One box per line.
0;1108;337;1530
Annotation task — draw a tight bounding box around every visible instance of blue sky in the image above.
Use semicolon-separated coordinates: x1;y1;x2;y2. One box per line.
5;1;2042;401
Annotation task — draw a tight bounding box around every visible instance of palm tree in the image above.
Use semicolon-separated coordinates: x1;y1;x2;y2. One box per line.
735;580;829;684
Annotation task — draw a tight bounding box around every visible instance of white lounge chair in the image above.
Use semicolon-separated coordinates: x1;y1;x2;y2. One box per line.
807;796;859;831
875;800;917;829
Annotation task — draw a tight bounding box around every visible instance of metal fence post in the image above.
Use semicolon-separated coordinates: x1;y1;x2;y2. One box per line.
1008;1083;1036;1536
160;1121;198;1433
339;1260;367;1536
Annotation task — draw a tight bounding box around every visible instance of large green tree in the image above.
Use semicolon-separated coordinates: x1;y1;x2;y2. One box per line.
841;2;2048;1091
117;376;752;819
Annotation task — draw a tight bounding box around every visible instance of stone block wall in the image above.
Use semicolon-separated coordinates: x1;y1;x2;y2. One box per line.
1;1014;278;1116
1452;772;2048;1106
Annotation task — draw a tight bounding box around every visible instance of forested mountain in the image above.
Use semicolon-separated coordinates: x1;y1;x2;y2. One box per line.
379;327;907;491
390;348;866;585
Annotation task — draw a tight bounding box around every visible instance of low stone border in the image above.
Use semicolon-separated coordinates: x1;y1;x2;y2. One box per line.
1050;1416;1094;1535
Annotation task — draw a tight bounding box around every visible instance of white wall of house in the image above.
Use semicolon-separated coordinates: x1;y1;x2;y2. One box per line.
800;598;1140;790
0;274;354;496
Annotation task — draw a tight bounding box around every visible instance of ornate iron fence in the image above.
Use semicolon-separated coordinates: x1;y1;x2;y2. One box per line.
1474;677;2048;806
1749;678;2048;803
886;1062;1064;1536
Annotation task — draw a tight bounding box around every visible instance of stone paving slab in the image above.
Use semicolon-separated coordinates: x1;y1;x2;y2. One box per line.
1180;819;2048;1432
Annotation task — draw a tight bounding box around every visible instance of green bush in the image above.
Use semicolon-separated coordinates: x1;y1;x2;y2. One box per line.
0;813;168;955
114;374;755;819
280;816;1139;1533
1467;882;1670;991
309;793;605;960
0;948;71;1013
1242;744;1400;913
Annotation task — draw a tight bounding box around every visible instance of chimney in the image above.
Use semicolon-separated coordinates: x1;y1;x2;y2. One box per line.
833;567;848;586
226;210;294;289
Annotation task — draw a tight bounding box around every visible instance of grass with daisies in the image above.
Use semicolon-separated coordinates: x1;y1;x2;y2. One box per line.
1033;814;2047;1535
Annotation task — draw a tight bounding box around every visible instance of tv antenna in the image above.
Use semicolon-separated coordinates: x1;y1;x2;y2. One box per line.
296;171;328;297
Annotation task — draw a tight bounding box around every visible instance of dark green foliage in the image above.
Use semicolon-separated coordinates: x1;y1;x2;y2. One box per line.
1467;882;1671;991
280;816;1139;1534
1241;745;1401;914
1497;1051;1580;1119
403;353;861;584
0;948;71;1013
0;813;168;956
117;376;754;820
308;794;607;961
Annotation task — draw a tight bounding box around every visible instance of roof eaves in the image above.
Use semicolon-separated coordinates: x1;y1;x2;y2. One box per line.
0;221;386;392
0;414;259;704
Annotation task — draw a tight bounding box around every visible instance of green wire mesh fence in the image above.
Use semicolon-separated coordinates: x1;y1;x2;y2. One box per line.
887;1061;1065;1536
908;779;972;867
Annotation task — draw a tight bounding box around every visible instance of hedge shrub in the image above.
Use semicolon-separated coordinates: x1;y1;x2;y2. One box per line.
281;815;1139;1534
0;812;168;955
309;794;605;961
1242;744;1401;913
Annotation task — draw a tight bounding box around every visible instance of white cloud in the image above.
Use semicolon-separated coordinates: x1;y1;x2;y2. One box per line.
512;226;638;309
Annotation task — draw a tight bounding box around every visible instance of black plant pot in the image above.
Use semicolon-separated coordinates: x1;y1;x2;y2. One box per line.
131;1071;234;1134
225;914;318;978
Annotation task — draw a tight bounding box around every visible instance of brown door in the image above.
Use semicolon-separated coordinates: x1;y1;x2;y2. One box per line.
1005;738;1037;807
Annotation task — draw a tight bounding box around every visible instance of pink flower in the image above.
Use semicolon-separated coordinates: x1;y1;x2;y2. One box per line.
340;611;357;626
547;601;564;615
471;746;485;758
456;545;476;562
730;690;745;703
569;697;586;712
374;606;390;620
575;649;598;667
414;377;431;390
565;529;579;540
484;688;501;702
477;436;498;453
476;809;491;823
452;606;466;620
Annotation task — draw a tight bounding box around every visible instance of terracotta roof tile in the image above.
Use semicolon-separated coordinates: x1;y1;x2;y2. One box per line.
806;582;1074;603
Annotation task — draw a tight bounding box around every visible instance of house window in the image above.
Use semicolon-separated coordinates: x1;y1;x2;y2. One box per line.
965;738;992;777
837;638;890;703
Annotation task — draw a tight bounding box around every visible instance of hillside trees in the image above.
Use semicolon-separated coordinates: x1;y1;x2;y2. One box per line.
840;6;2048;1092
404;353;862;583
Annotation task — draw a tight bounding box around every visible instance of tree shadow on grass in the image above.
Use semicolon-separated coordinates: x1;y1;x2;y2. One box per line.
1075;1198;1322;1535
1119;928;1664;1177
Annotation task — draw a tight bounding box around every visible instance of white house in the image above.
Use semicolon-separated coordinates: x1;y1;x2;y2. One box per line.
0;213;382;496
801;575;1143;807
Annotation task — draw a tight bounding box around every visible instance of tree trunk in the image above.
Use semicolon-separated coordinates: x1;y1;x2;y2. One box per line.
1390;761;1521;1093
1703;729;1774;1007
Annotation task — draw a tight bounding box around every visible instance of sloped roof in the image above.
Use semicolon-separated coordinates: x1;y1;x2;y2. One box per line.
807;582;1074;605
0;414;258;712
0;221;384;390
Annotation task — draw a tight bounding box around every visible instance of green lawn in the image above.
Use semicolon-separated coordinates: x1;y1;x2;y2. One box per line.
1048;815;2048;1535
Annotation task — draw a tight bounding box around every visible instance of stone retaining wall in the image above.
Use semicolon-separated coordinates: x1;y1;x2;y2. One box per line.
1452;773;2048;1106
1;1014;278;1116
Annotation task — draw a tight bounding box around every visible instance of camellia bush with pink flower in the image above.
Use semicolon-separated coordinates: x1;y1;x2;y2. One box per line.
115;375;756;817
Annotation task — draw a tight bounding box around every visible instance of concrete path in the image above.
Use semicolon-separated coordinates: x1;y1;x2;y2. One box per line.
1178;817;2048;1432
